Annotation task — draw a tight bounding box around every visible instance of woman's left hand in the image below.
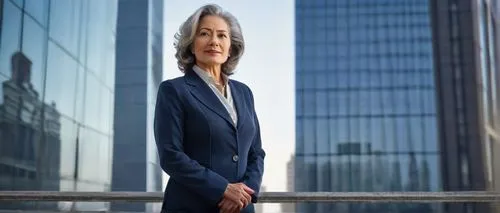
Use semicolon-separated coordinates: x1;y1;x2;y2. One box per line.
218;198;240;213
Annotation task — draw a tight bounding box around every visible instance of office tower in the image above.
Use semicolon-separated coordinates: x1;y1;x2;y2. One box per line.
282;155;295;213
430;0;498;212
111;0;164;212
0;0;117;211
295;0;499;213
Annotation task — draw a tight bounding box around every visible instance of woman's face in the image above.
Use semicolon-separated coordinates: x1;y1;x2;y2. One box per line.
192;15;231;68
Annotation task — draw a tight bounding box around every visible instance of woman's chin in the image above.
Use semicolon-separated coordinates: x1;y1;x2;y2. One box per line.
197;60;226;67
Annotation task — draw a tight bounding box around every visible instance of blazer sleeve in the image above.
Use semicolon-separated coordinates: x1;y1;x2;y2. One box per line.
154;81;229;205
242;86;266;203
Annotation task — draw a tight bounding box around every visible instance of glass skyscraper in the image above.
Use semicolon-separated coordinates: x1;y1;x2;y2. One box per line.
477;1;500;211
295;0;499;213
0;0;117;211
111;0;164;212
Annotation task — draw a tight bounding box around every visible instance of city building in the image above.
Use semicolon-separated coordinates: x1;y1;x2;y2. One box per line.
295;0;499;213
281;155;295;213
473;1;500;212
0;0;117;211
111;0;164;212
430;0;499;212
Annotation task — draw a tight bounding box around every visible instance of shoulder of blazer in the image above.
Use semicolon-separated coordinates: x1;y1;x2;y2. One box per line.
158;77;187;93
230;79;252;97
157;77;189;104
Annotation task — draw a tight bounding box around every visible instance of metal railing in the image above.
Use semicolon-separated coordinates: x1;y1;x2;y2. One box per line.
0;191;499;203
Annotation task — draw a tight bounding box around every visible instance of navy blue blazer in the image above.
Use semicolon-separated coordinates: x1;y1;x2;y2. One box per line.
154;69;266;213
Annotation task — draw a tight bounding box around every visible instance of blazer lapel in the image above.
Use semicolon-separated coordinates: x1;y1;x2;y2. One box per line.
229;80;246;130
184;69;235;128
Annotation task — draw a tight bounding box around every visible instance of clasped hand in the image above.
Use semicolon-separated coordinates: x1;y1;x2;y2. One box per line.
218;183;254;213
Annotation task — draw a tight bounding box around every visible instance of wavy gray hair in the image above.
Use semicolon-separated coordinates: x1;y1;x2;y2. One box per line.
174;4;245;75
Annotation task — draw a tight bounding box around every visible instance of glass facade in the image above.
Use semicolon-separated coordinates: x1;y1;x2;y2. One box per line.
478;0;500;197
295;0;440;212
0;0;117;211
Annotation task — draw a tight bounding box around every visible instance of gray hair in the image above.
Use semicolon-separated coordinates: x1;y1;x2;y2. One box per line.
174;4;245;75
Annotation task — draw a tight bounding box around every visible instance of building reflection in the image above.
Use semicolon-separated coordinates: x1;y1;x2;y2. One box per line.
295;142;433;213
0;0;118;211
0;51;61;210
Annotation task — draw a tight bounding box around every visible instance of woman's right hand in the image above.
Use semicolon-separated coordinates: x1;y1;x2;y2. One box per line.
219;183;254;212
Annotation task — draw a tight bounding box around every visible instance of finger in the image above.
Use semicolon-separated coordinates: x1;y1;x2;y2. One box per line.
231;202;242;212
224;203;234;213
239;197;247;208
231;207;240;213
241;185;255;194
220;203;231;213
243;191;251;204
218;199;225;207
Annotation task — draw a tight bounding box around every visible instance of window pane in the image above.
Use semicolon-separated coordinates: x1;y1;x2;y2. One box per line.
316;119;328;154
424;117;438;152
316;91;327;116
58;117;78;178
21;14;46;96
74;66;85;123
84;72;101;130
0;1;22;79
304;91;316;116
49;0;81;56
99;88;112;134
86;0;113;77
11;0;23;7
79;129;110;183
304;119;315;155
45;41;78;118
24;0;49;26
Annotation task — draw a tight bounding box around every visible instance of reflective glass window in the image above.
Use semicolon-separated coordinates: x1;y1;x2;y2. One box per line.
99;88;112;134
86;0;109;77
0;1;22;79
84;72;101;130
58;117;78;178
24;0;49;26
74;66;85;123
79;128;110;182
49;0;81;56
45;41;78;118
21;14;46;96
11;0;23;7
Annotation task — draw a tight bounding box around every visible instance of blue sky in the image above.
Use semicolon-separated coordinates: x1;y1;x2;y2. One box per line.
163;1;295;211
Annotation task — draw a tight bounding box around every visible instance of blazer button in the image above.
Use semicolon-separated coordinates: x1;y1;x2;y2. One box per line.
232;155;239;162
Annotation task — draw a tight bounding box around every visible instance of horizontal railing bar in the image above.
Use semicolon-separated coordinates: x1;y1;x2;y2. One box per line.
0;191;499;203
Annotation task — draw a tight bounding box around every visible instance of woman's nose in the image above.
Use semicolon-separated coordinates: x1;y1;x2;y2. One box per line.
208;36;219;46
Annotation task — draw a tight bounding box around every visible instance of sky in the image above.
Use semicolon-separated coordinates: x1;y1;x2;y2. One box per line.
162;1;295;211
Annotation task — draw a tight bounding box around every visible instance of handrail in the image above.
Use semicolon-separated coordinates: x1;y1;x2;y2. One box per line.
0;191;499;203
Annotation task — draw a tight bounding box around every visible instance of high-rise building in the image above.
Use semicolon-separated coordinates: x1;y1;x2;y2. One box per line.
294;0;499;213
282;155;295;213
0;0;117;211
473;1;500;213
430;0;498;212
111;0;164;212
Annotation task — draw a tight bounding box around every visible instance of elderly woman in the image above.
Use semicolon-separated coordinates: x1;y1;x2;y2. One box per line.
154;4;266;213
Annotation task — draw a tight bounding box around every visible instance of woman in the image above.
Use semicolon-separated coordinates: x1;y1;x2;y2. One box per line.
154;4;266;213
